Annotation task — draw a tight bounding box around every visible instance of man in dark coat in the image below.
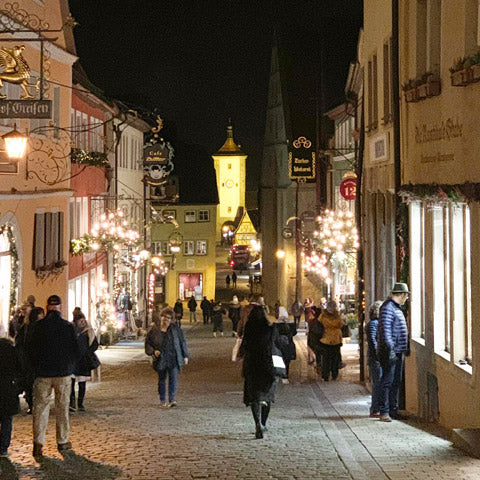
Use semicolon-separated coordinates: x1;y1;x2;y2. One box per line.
27;295;79;459
200;296;210;324
0;338;22;456
187;296;197;323
173;299;183;327
377;283;409;422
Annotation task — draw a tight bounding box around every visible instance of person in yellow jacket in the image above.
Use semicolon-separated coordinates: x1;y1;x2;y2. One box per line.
319;300;343;381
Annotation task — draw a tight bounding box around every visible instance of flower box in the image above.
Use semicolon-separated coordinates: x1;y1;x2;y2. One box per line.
451;68;473;86
404;88;418;103
471;64;480;82
416;83;428;99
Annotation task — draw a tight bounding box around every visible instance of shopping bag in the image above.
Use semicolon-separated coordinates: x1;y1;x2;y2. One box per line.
272;354;287;377
231;337;242;362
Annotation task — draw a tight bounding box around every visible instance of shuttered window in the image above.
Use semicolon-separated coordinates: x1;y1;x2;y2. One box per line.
33;211;64;269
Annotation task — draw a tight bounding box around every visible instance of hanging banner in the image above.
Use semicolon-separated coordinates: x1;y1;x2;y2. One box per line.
289;136;316;180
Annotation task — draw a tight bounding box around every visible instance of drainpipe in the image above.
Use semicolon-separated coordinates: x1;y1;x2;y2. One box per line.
392;0;401;195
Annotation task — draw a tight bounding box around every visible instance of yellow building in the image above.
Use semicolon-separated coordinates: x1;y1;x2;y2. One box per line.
151;204;217;306
0;0;77;334
212;124;247;240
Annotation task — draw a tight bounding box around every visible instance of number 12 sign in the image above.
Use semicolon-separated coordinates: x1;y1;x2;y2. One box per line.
339;177;357;200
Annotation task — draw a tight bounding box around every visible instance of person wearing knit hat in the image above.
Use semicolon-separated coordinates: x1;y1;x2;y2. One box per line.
228;296;241;337
145;306;189;408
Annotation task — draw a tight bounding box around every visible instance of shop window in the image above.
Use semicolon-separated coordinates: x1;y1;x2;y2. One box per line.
409;201;425;340
198;210;210;222
33;211;64;270
196;240;207;255
185;211;196;223
183;240;194;256
178;273;203;301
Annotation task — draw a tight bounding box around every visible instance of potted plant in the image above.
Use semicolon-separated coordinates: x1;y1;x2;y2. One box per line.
471;48;480;82
417;72;441;97
450;57;472;86
402;78;418;102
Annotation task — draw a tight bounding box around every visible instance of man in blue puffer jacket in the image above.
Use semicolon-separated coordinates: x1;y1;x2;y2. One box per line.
377;283;409;422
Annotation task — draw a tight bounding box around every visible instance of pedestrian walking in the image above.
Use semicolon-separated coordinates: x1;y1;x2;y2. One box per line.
274;301;280;320
318;300;343;381
70;313;100;413
366;301;384;418
0;337;23;457
187;295;197;323
237;295;253;338
27;295;79;459
212;301;225;337
307;307;324;375
226;274;231;288
15;306;45;414
200;296;210;324
291;299;303;328
228;296;241;336
304;298;315;331
377;283;410;422
239;300;282;439
274;307;297;383
9;301;32;339
173;299;183;327
145;306;189;408
232;271;237;288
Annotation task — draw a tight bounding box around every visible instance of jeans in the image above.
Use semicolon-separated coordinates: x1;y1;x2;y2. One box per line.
157;367;179;403
189;311;197;323
368;358;382;414
0;416;13;453
379;352;404;415
33;376;70;445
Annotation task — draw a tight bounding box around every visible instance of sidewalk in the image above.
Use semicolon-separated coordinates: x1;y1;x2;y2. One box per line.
1;324;479;480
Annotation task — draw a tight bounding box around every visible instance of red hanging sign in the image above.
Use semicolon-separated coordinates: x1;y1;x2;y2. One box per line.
340;177;357;200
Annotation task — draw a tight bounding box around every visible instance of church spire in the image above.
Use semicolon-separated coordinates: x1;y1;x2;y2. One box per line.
215;121;244;155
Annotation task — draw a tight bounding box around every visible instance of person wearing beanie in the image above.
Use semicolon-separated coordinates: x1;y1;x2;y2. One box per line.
145;306;189;408
228;296;241;336
366;300;384;417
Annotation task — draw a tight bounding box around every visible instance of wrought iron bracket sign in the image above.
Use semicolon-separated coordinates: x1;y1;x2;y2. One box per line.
0;99;51;118
289;136;316;180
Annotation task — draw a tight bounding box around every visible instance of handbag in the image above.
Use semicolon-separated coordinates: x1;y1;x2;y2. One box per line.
272;354;287;377
86;350;100;371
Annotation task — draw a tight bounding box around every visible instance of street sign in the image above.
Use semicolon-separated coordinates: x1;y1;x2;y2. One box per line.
340;177;357;200
282;227;293;239
0;99;52;118
289;136;316;180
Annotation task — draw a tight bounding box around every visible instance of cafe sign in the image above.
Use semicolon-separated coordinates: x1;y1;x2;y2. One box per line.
289;136;316;180
340;177;357;201
143;141;174;185
0;99;52;118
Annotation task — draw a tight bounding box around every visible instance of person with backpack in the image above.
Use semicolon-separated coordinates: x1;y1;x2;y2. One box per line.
212;302;226;337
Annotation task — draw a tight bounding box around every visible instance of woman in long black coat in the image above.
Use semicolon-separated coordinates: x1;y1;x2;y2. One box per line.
240;304;279;439
0;337;23;456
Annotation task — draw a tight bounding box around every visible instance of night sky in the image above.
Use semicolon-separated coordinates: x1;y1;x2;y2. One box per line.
68;1;363;189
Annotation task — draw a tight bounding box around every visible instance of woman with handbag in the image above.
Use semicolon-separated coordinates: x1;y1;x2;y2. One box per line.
239;301;282;439
70;313;100;412
318;300;343;381
145;307;189;408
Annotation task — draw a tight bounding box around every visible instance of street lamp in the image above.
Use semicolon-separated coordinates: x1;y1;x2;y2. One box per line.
2;124;27;159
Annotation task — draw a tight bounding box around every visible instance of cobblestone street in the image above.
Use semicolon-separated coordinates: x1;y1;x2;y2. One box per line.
1;324;480;480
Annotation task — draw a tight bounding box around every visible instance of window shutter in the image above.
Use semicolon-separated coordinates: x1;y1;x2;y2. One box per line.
44;212;53;266
58;211;64;262
33;213;45;269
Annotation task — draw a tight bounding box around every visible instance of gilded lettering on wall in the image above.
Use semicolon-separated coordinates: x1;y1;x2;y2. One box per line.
420;153;455;163
415;117;463;143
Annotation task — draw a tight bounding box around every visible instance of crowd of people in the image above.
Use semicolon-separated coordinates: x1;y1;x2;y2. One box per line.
0;280;410;454
0;295;100;459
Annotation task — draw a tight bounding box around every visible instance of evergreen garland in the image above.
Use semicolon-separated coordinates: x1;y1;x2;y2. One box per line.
0;224;19;318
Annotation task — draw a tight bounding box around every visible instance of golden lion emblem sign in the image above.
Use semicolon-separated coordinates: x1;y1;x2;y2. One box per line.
0;45;38;99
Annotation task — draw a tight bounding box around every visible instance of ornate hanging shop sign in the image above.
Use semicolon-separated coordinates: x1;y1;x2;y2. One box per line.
143;117;174;185
340;177;357;200
0;45;51;118
289;136;316;181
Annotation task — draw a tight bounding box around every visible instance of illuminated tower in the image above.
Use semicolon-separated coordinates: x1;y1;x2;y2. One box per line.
212;124;247;240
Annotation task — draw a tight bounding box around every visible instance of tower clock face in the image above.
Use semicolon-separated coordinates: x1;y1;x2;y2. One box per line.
225;179;234;188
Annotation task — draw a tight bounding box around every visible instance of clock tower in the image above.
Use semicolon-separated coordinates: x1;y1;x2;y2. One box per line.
212;123;247;241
